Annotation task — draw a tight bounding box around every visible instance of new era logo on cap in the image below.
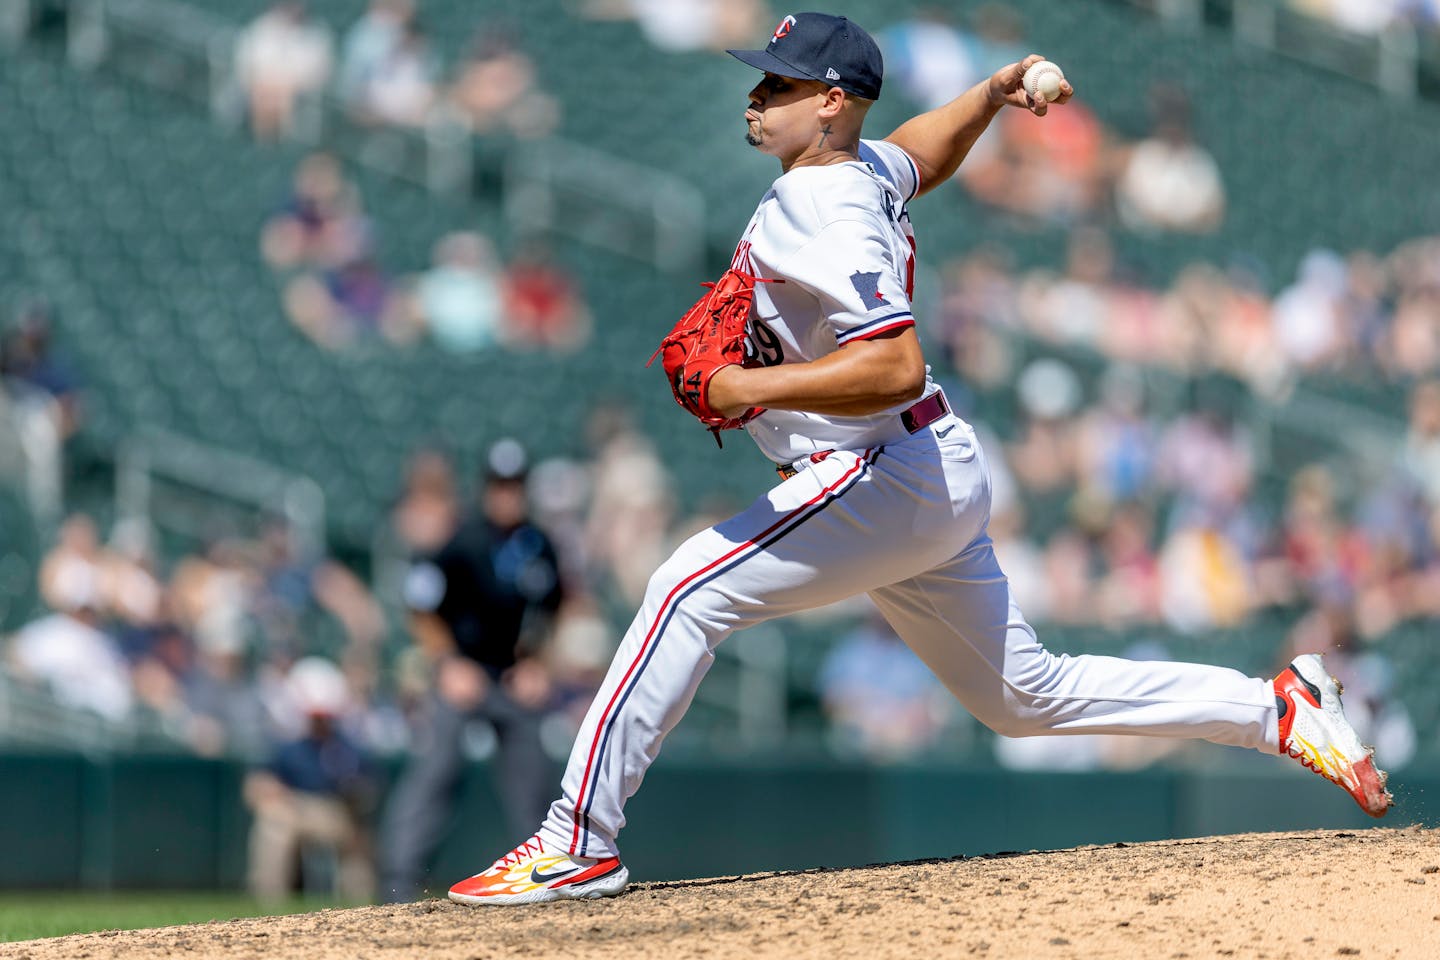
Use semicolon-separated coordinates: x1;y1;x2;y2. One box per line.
728;12;884;101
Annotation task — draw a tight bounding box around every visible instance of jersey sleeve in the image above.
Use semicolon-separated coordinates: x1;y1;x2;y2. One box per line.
858;139;921;202
781;218;915;346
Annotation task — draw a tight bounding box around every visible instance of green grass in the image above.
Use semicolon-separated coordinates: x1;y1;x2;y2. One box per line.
0;892;354;943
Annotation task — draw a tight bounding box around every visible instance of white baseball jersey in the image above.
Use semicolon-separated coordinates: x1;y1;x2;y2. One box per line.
531;139;1280;864
732;139;936;465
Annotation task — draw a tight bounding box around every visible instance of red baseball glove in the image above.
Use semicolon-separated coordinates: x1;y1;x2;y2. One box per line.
648;269;775;445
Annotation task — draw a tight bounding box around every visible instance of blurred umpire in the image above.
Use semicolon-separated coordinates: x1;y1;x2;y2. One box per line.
378;438;564;902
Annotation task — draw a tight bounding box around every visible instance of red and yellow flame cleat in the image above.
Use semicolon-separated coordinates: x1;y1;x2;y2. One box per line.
448;836;629;906
1274;654;1393;818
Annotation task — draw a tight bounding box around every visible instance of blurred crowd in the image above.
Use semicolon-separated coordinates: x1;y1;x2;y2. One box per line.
879;7;1226;234
235;3;595;355
932;333;1440;645
260;151;591;352
573;0;771;53
232;0;1227;239
4;510;393;747
0;403;713;755
234;0;561;142
938;231;1440;395
926;225;1439;759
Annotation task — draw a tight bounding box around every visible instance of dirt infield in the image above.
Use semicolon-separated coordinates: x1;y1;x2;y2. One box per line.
9;829;1438;959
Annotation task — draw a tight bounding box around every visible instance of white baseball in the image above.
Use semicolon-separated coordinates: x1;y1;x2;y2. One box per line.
1022;60;1065;103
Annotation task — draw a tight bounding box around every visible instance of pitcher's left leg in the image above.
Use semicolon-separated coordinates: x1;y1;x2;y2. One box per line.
871;536;1392;815
869;535;1278;751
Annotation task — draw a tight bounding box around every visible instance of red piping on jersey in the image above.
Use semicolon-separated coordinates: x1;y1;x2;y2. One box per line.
846;318;915;343
568;449;877;854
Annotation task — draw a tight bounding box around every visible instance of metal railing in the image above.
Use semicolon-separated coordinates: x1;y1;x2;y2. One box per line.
504;137;706;276
0;668;182;752
1256;382;1406;477
690;624;789;749
116;426;326;560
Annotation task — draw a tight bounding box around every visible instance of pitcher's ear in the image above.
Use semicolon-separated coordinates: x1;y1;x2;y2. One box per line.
818;86;847;118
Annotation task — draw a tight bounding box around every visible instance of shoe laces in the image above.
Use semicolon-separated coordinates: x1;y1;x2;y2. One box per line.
1284;734;1360;791
1285;743;1333;782
498;837;546;867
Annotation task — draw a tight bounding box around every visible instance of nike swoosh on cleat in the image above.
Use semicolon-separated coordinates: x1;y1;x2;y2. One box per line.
936;425;955;438
531;864;581;884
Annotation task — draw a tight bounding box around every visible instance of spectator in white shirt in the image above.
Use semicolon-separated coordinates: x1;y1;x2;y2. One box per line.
7;558;133;722
234;2;334;141
1115;87;1225;234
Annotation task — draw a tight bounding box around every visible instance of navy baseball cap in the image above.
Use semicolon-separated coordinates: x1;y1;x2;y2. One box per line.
727;12;883;101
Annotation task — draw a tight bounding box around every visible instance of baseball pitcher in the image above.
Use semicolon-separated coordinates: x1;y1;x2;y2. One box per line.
448;11;1391;906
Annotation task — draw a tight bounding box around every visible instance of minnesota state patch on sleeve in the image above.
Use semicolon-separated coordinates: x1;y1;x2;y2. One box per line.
849;270;890;308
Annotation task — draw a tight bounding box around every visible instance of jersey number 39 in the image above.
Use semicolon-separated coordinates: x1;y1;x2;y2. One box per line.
745;319;785;367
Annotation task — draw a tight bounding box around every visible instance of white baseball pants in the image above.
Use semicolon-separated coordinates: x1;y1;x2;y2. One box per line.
540;414;1280;859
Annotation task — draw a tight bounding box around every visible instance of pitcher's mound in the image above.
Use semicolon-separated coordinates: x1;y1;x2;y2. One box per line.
15;828;1439;959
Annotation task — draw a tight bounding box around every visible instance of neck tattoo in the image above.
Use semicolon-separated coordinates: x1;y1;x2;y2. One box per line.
818;124;835;149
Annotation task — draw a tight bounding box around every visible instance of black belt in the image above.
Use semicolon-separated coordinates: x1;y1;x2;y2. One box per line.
776;391;950;480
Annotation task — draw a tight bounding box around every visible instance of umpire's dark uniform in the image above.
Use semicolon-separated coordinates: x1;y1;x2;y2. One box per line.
378;441;564;902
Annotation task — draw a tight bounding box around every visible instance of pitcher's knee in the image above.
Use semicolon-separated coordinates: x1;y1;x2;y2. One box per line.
637;526;696;590
969;697;1050;738
969;669;1066;737
643;550;702;608
972;646;1079;737
640;550;726;633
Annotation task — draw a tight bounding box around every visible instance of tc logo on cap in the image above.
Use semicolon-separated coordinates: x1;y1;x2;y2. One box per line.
729;12;884;101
